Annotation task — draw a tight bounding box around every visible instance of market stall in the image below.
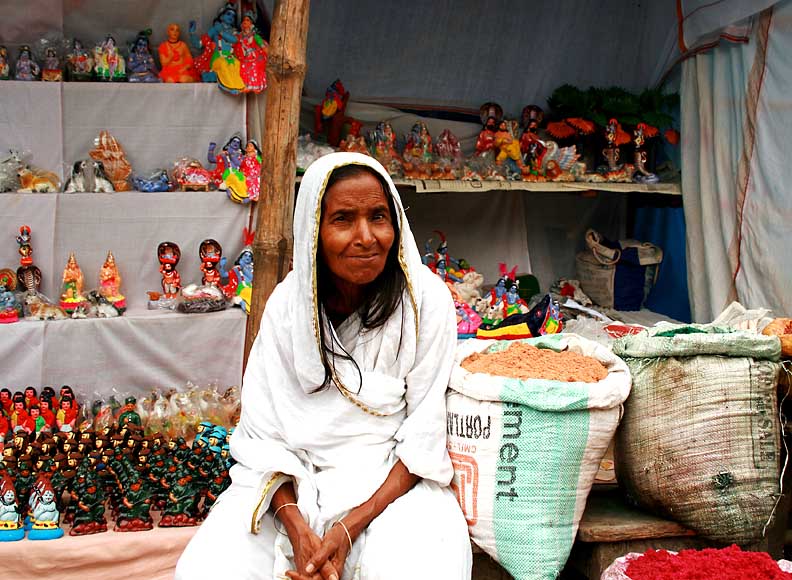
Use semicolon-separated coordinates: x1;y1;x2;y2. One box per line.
1;0;791;579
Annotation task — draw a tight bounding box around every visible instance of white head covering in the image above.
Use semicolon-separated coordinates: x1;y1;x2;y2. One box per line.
289;152;424;399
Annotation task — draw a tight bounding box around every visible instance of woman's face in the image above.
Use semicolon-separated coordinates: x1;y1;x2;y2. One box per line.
319;172;395;288
167;24;180;42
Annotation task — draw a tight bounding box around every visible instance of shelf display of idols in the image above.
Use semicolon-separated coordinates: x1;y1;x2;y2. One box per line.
98;251;126;312
148;241;182;310
63;159;115;193
59;253;88;314
89;131;132;191
158;23;199;83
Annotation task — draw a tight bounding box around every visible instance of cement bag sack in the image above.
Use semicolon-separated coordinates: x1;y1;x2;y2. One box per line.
613;325;782;545
447;334;631;580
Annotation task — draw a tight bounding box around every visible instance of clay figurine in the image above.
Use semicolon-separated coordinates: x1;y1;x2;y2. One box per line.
632;123;660;184
0;278;19;324
0;46;9;80
59;253;88;314
17;165;61;192
239;139;262;202
63;159;115;193
98;250;126;311
93;35;126;81
127;30;160;83
130;169;172;192
207;134;246;200
151;241;182;309
314;79;350;146
199;239;223;286
115;478;153;532
23;294;67;321
65;39;94;81
475;102;502;158
117;397;141;427
89;131;132;191
235;11;268;93
41;47;62;82
0;474;24;541
69;470;107;535
159;23;199;83
220;230;254;312
27;475;64;539
14;45;40;81
207;3;244;94
56;398;78;433
369;121;403;176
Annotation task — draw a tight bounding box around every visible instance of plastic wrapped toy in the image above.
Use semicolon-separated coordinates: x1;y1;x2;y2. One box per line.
177;284;228;314
172;158;212;191
159;23;199;83
40;45;62;82
127;30;160;83
14;45;40;81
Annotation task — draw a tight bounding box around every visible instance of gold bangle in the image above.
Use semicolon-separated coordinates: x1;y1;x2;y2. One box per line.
272;502;298;536
334;520;353;551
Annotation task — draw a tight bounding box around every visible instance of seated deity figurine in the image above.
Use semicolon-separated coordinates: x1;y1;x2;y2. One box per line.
127;31;161;83
159;23;199;83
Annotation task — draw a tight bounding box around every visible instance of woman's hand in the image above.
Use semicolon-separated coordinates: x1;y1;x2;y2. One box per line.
284;522;326;580
302;522;351;580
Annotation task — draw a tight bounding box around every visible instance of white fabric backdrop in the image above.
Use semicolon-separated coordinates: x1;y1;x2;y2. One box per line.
682;2;792;321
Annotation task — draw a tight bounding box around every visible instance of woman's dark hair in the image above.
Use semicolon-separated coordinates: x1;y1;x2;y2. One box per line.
314;164;406;392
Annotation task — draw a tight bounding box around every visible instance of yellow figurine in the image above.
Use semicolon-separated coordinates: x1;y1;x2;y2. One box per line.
59;253;87;314
99;250;126;312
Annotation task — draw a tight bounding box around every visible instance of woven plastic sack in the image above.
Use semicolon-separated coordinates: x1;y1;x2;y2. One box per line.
576;229;662;311
600;551;792;579
613;325;782;545
447;334;631;580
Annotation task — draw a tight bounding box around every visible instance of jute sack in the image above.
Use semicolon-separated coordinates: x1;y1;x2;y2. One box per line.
613;325;783;544
447;334;631;580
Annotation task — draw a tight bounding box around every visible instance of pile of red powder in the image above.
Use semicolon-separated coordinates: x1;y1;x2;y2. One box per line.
625;545;792;580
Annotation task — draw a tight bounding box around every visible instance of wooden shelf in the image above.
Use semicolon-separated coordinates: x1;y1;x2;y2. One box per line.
395;179;682;195
295;175;681;195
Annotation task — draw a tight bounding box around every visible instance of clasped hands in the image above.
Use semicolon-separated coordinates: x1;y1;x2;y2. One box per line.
284;515;352;580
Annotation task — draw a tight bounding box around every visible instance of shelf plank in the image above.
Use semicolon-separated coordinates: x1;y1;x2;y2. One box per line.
295;175;681;195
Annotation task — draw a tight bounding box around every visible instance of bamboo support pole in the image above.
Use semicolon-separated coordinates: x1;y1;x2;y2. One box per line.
244;0;310;368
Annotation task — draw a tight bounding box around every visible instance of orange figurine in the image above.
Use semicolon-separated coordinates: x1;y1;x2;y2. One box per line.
159;23;199;83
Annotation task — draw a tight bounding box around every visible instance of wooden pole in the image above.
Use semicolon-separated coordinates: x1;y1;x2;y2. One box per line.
244;0;310;368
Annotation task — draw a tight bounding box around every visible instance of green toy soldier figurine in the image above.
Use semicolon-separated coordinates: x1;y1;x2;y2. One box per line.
115;478;153;532
70;468;107;536
116;397;141;427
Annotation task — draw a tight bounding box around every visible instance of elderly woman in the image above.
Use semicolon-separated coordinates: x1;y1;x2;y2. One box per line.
176;152;471;579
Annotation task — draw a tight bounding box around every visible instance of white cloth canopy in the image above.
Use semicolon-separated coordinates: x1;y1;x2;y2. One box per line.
682;1;792;321
176;153;471;579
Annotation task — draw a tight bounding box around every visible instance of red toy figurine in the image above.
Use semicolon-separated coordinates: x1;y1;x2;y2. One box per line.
157;242;182;298
199;239;223;286
314;79;351;147
234;11;268;93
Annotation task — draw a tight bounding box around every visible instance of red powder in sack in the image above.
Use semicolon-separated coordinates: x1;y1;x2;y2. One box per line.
625;545;792;580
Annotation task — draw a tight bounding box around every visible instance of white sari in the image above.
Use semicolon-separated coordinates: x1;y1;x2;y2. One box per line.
176;153;471;579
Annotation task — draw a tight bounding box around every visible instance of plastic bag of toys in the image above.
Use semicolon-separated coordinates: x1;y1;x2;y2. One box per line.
177;283;229;313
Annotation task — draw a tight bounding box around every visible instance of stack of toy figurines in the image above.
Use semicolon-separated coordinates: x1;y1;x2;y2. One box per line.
0;386;80;439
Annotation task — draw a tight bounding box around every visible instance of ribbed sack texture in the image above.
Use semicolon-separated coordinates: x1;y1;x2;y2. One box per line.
613;326;782;545
448;335;631;579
